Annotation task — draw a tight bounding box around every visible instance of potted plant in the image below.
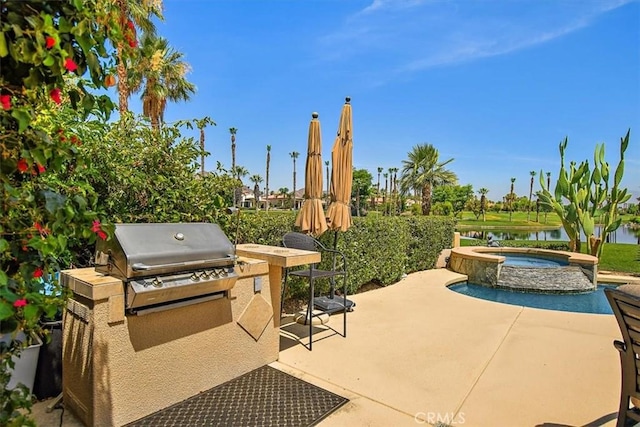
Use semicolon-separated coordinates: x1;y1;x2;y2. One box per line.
0;1;123;424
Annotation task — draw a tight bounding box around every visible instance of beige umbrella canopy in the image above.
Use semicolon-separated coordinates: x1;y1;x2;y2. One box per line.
295;112;328;237
326;97;353;232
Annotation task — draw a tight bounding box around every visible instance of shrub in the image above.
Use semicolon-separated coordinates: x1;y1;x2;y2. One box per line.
237;213;455;296
406;216;456;273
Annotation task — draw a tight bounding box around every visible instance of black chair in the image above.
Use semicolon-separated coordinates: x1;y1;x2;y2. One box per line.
281;232;349;350
605;286;640;427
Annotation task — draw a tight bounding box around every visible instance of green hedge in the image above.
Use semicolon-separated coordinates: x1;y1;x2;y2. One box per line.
233;212;456;296
460;238;570;251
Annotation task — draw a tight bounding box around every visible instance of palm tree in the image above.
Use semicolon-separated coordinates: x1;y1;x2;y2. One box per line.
289;151;299;209
527;171;536;221
388;168;395;215
130;34;196;129
509;177;516;222
229;128;238;206
546;172;551;190
249;174;263;211
194;117;215;176
265;145;271;211
377;167;383;206
383;172;389;214
278;187;289;208
114;0;161;113
478;188;489;222
325;160;330;205
232;165;248;207
399;144;456;215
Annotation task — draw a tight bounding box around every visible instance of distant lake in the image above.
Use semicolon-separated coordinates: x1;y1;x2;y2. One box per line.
460;225;640;245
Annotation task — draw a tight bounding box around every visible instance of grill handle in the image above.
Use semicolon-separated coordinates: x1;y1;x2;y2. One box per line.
131;256;236;272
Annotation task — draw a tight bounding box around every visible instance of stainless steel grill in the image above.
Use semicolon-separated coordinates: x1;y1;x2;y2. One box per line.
95;223;238;315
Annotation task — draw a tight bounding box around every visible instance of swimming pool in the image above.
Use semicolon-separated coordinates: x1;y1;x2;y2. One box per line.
448;283;616;314
492;253;568;268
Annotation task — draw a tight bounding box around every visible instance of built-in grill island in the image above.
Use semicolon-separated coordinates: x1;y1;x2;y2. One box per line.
94;223;239;314
61;223;282;427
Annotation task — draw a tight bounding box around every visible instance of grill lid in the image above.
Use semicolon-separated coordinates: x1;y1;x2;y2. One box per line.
95;223;236;280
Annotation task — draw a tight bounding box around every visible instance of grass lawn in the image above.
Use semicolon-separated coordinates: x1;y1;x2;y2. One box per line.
457;211;562;228
597;243;640;275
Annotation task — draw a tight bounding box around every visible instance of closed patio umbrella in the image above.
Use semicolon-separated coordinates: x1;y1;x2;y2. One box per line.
326;97;353;233
295;112;328;237
316;97;355;313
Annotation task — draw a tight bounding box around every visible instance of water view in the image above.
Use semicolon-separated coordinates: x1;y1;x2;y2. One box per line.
461;226;640;245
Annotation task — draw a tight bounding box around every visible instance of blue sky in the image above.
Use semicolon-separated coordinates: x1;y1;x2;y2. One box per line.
128;0;640;202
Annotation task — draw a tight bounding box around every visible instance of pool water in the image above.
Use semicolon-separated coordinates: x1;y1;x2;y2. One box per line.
449;283;616;314
491;253;568;268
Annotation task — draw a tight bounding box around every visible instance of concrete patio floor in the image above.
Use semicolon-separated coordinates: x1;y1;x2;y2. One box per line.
32;268;634;426
275;269;626;427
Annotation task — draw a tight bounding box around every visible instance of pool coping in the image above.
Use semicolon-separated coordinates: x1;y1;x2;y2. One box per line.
448;246;600;289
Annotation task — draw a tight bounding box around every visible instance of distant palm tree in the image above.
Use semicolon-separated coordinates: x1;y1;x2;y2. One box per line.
278;187;289;208
289;151;299;209
194;117;215;175
509;177;516;222
249;174;263;211
388;168;394;215
377;167;383;206
130;34;196;129
230;128;238;205
527;171;536;221
232;165;248;207
478;188;489;222
546;172;551;190
383;172;389;214
389;167;399;214
325;160;330;205
399;144;456;215
265;145;271;211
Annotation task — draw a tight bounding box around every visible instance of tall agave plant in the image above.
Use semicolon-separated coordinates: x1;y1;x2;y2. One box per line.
538;129;631;257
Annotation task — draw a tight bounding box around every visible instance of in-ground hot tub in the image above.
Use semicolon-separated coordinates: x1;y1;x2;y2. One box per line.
448;246;599;293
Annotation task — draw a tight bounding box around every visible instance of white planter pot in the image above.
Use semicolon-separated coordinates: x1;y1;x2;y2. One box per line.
1;332;43;393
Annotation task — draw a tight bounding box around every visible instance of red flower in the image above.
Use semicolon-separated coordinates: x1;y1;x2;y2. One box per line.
92;220;107;240
34;222;50;236
126;19;135;30
64;58;78;73
128;38;138;48
13;299;27;308
0;94;10;110
17;158;29;173
45;36;56;49
33;267;43;278
37;163;46;173
70;135;81;145
50;88;61;104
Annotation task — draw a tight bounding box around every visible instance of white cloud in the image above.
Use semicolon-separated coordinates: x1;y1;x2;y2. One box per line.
319;0;635;82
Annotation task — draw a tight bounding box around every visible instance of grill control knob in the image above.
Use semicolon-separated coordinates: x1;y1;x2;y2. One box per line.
151;278;163;288
218;268;227;277
201;271;211;279
190;272;200;281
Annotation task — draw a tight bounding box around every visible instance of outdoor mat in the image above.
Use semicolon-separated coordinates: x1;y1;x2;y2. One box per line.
125;365;349;427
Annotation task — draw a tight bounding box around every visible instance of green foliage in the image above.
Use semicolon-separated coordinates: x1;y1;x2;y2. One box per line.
432;201;454;216
538;130;632;256
234;211;297;246
0;1;122;422
238;214;455;296
405;216;456;273
73;114;233;224
433;184;473;216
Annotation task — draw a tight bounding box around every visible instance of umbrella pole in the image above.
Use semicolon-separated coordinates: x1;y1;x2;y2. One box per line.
330;230;338;298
